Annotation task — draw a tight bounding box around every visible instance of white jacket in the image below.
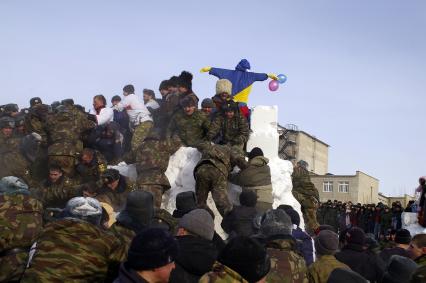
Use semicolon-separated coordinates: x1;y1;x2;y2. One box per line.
118;94;152;124
93;107;114;125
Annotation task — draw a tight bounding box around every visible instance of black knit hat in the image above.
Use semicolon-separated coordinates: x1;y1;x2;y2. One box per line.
30;97;42;107
395;229;412;245
126;228;178;271
248;147;264;160
123;84;135;94
315;230;339;255
218;236;270;283
177;71;193;91
346;227;366;246
239;189;257;207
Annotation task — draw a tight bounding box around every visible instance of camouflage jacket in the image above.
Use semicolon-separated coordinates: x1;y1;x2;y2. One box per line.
195;144;247;178
135;137;181;187
168;109;210;147
0;132;21;154
265;236;309;283
109;222;136;258
96;177;137;212
24;105;49;145
308;255;350;283
199;261;248;283
46;106;95;156
206;113;249;146
32;176;82;208
0;139;32;184
291;166;319;201
0;194;43;282
21;218;126;283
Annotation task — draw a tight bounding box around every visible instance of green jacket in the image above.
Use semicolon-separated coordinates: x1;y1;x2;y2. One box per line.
231;156;272;188
308;255;350;283
206;113;249;146
167;110;210;147
199;262;249;283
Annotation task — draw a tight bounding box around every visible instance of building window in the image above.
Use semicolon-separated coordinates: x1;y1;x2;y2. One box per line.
323;181;333;192
338;181;349;193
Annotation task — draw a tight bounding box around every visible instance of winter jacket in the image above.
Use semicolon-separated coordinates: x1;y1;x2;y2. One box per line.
335;243;385;282
169;235;218;283
379;246;410;263
308;255;350;283
292;227;314;266
199;261;248;283
113;263;148;283
221;205;258;238
93;106;114;126
230;156;272;188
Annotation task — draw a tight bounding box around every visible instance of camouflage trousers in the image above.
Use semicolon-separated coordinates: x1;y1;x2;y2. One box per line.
0;252;28;282
195;164;231;217
48;155;76;177
131;120;153;152
138;184;166;209
292;191;320;235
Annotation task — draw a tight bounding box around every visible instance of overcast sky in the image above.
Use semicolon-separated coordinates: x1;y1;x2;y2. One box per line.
1;0;425;197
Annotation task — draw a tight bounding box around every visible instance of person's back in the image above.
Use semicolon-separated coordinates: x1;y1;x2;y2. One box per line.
335;227;385;282
22;197;126;282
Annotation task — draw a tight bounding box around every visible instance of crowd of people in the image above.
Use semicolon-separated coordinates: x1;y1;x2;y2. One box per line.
1;68;426;282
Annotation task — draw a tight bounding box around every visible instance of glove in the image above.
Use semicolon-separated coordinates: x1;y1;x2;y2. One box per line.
268;73;278;80
200;66;212;73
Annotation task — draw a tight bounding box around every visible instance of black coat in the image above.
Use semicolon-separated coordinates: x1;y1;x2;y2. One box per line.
335;243;385;283
221;205;258;238
379;246;410;263
169;235;218;283
113;263;148;283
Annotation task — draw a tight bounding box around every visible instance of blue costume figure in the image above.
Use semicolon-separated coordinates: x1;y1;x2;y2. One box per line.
201;59;277;116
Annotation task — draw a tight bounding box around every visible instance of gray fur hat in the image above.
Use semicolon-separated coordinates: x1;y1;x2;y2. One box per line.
260;209;293;237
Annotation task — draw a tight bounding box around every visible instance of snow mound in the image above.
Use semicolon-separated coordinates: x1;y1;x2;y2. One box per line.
402;212;426;236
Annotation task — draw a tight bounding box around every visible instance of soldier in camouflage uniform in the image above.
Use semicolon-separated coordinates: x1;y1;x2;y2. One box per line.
292;160;320;235
75;147;107;183
194;143;247;217
0;117;33;184
0;176;43;283
135;129;181;208
24;103;49;146
199;236;270;283
256;209;309;283
167;97;210;147
45;100;96;177
206;101;249;152
21;197;126;282
96;168;138;213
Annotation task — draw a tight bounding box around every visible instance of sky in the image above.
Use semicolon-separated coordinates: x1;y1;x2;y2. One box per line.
1;0;425;197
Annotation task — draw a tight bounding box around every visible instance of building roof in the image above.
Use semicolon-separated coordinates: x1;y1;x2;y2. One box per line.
298;131;330;147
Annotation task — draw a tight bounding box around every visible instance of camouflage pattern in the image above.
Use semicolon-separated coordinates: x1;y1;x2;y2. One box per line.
96;177;137;213
265;238;309;283
168;109;210;147
0;194;43;282
0;133;32;184
307;255;350;283
24;104;49;145
109;222;136;258
76;150;108;183
21;218;126;283
32;177;83;208
46;105;96;176
130;120;153;152
206;113;249;148
292;165;320;235
153;208;178;234
199;261;248;283
135;136;181;207
195;164;231;217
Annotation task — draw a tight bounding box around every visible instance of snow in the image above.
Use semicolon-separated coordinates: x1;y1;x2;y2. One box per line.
402;212;426;236
110;105;302;236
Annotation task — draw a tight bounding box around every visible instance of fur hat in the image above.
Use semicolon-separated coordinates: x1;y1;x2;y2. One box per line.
239;189;257;207
177;71;193;91
173;191;197;218
126;228;178;271
0;176;29;196
121;191;154;228
65;197;102;225
248;147;264;160
395;229;412;245
123;84;135;94
260;209;293;237
218;236;270;283
29;97;42;107
216;79;232;95
179;208;214;240
315;230;339;255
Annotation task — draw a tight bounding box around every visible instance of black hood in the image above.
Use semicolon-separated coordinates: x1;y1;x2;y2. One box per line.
174;235;218;276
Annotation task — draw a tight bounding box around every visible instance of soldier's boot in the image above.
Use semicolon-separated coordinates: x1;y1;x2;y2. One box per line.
131;120;154;152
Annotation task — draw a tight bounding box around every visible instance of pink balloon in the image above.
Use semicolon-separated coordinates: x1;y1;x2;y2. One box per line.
269;80;279;91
